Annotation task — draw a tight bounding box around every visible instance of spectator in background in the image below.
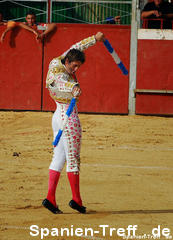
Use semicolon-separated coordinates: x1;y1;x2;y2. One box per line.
171;0;173;9
20;12;56;41
115;16;121;24
141;0;173;29
0;11;56;43
0;21;18;43
171;0;173;27
0;12;7;26
106;16;121;25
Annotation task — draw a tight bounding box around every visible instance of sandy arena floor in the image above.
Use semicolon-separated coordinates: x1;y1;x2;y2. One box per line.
0;111;173;240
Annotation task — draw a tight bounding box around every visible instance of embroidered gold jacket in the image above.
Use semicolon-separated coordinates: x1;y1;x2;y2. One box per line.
46;35;96;104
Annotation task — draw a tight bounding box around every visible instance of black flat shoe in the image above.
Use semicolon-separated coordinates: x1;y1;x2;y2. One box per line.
42;198;63;214
69;200;86;214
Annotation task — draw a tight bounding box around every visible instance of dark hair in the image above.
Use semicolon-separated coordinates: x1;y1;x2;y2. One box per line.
61;49;85;65
26;12;36;17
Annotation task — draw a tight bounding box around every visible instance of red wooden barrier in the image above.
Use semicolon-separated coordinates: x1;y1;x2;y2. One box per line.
1;24;173;115
0;24;130;113
42;24;130;113
0;26;43;110
136;94;173;115
136;39;173;115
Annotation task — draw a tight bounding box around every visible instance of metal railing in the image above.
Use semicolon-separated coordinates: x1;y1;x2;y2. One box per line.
0;0;132;25
142;18;173;30
52;1;132;24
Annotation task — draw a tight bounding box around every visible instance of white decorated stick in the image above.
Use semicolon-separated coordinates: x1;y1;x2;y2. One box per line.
103;39;128;75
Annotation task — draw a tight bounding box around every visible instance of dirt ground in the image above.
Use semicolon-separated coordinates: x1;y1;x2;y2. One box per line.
0;111;173;240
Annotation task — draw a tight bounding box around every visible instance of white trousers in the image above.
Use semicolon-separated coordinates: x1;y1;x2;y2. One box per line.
49;102;82;172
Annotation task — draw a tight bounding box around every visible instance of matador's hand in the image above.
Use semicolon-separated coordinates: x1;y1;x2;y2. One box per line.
72;86;82;97
95;32;105;42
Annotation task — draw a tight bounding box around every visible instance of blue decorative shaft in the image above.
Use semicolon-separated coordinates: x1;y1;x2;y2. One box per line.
103;39;128;75
66;98;76;117
53;98;76;147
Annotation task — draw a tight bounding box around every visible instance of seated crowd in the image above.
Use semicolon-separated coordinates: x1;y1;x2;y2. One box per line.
1;1;173;41
141;0;173;29
0;11;56;43
0;11;123;43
